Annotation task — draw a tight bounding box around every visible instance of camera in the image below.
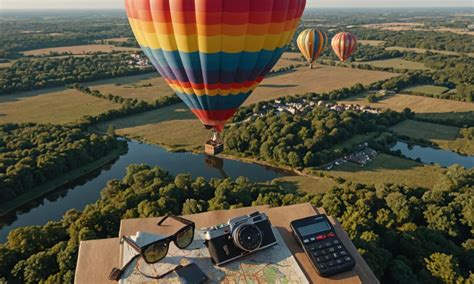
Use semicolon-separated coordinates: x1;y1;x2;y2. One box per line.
203;211;277;266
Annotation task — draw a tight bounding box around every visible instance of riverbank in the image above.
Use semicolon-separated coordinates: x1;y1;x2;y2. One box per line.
0;144;128;217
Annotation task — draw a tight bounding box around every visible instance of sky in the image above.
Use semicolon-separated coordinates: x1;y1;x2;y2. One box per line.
1;0;473;10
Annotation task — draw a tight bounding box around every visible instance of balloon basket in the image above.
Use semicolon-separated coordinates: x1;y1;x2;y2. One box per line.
205;142;223;156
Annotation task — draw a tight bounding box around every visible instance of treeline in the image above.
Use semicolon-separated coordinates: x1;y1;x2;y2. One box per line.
69;85;180;128
0;164;472;283
1;17;133;58
0;54;153;95
226;105;409;168
353;28;474;53
0;124;124;203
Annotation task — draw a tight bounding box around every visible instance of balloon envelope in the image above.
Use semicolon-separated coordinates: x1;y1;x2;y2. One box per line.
297;29;328;64
331;32;357;62
125;0;307;131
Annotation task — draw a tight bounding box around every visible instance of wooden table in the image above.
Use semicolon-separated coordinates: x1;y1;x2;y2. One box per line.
75;203;378;283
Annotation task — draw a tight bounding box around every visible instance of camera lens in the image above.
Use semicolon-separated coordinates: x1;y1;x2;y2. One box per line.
234;224;263;252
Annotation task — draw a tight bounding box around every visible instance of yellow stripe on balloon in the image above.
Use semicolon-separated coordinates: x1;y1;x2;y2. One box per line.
134;31;295;52
167;82;260;97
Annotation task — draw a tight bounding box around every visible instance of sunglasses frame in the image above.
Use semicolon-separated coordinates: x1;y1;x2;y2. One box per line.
109;215;195;281
122;216;195;264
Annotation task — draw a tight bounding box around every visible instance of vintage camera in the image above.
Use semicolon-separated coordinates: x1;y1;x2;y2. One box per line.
204;211;277;266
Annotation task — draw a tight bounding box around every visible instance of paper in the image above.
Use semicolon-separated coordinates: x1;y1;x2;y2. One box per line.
119;228;309;283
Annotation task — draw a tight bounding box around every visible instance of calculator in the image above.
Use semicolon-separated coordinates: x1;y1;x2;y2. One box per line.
290;214;356;277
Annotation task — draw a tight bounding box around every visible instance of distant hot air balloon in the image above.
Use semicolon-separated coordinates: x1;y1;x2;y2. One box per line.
297;29;328;69
125;0;307;154
331;32;357;62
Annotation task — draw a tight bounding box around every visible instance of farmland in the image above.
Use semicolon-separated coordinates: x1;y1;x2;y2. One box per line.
322;153;444;189
338;93;474;113
390;120;474;155
84;73;173;103
402;84;450;95
359;58;429;70
95;103;208;152
246;65;399;105
358;40;386;47
22;44;139;56
0;88;122;124
272;175;338;195
385;46;474;57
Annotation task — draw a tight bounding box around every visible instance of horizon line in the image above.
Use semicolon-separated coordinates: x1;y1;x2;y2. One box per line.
2;6;473;10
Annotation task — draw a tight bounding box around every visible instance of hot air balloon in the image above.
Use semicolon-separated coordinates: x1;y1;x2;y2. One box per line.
331;32;357;62
297;29;328;69
125;0;307;155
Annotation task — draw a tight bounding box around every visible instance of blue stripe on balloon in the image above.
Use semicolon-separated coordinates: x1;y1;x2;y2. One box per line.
141;46;286;85
175;92;251;111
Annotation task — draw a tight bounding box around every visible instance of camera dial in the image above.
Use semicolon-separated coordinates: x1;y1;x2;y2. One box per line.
233;224;263;252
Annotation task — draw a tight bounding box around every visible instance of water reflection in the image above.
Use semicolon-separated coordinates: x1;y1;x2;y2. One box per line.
391;141;474;168
0;140;286;242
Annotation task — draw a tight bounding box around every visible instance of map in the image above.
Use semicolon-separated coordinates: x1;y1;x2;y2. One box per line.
119;228;309;283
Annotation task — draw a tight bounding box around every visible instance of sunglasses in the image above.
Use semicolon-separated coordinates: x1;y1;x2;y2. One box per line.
109;215;195;281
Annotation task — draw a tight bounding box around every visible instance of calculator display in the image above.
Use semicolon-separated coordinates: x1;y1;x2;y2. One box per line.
297;221;331;236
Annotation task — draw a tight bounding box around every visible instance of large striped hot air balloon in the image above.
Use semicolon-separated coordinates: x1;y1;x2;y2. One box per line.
125;0;306;139
331;32;357;62
297;29;328;69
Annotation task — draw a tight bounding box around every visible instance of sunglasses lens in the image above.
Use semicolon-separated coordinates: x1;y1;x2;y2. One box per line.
176;226;194;248
143;241;168;263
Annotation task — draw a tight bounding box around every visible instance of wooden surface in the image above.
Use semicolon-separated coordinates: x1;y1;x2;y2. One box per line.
75;203;379;284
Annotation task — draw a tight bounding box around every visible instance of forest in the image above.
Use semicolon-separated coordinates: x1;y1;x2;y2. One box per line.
0;124;124;203
0;54;153;95
225;105;409;168
0;164;471;283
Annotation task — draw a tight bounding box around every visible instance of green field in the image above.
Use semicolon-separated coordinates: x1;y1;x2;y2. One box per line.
85;73;174;103
402;85;450;95
385;46;474;58
0;87;122;124
391;120;474;155
362;58;428;70
272;176;338;195
95;103;208;152
322;154;444;189
328;132;379;152
338;93;474;114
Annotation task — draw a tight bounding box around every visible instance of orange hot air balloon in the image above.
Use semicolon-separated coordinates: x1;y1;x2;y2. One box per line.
331;32;357;62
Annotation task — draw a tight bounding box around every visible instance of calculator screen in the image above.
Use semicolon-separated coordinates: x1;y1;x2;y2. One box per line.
297;221;331;236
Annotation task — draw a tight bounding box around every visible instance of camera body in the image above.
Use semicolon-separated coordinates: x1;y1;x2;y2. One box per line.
204;211;277;266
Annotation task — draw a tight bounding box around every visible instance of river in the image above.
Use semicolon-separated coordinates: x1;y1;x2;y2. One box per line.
391;141;474;168
0;140;286;242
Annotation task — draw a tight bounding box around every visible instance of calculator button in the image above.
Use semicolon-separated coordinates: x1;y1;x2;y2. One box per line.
303;239;310;244
325;242;332;247
316;235;327;241
316;243;324;249
309;245;317;251
310;237;316;242
328;247;336;253
344;256;351;262
335;258;343;265
336;245;343;250
327;233;336;238
324;255;331;261
319;262;327;269
333;239;340;245
332;252;339;258
340;250;348;256
328;260;336;267
320;249;327;255
315;256;323;262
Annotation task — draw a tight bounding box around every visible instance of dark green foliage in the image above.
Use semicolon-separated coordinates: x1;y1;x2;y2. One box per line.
225;106;407;168
0;164;471;283
0;123;123;204
0;54;153;95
